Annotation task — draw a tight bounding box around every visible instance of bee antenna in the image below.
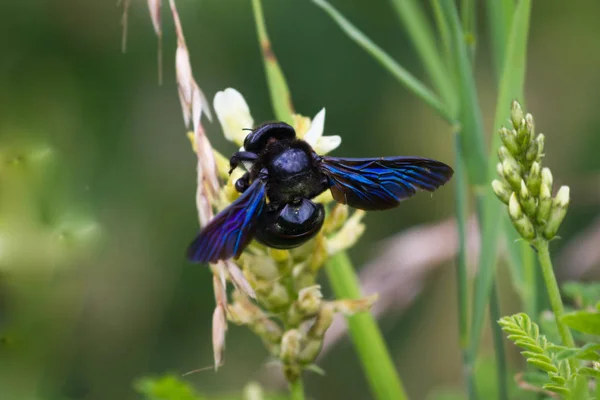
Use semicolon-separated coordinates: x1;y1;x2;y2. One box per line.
242;127;253;131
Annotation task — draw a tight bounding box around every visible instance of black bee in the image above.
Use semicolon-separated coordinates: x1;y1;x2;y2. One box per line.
187;122;453;263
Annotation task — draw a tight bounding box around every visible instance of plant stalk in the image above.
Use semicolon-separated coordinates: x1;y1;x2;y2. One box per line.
289;378;305;400
489;284;508;400
533;238;575;349
326;252;408;400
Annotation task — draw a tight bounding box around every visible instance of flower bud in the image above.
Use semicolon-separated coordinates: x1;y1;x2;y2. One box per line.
525;113;535;136
502;159;522;191
519;180;537;218
496;162;504;179
527;162;541;197
265;282;290;308
541;167;553;193
536;183;553;224
326;210;366;255
543;186;570;240
254;318;283;345
280;330;302;364
499;127;520;155
508;192;535;240
297;285;323;315
243;382;264;400
517;118;531;147
536;133;545;159
308;303;335;338
298;339;323;364
508;192;523;220
308;234;328;271
333;294;378;316
287;285;323;325
525;140;539;163
323;204;349;234
492;179;512;204
511;100;524;128
498;146;512;162
244;254;279;281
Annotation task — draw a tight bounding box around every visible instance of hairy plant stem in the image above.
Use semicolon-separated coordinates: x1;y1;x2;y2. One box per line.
289;378;305;400
533;238;575;350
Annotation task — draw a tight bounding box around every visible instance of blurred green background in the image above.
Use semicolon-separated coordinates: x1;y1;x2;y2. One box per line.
1;1;600;399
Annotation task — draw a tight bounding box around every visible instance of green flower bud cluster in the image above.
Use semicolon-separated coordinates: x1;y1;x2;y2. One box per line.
209;148;373;383
492;101;569;241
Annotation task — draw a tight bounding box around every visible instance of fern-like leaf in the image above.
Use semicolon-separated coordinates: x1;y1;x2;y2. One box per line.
499;313;574;396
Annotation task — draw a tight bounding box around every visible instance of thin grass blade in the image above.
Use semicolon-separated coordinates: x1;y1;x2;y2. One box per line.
439;0;487;189
313;0;451;122
485;0;516;81
469;0;533;357
389;0;457;115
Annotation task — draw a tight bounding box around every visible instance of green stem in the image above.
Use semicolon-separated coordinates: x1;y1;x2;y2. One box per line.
251;0;295;124
533;239;575;349
489;284;508;400
289;378;305;400
522;239;537;319
453;135;477;400
326;252;408;400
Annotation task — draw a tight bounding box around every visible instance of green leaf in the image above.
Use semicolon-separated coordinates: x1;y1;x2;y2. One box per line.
562;310;600;335
578;367;600;378
389;0;457;115
484;0;515;80
251;0;294;124
549;375;566;385
438;0;487;186
513;339;544;354
561;281;600;308
554;343;600;361
554;347;582;361
521;370;551;387
526;358;558;374
541;384;570;396
325;252;408;400
313;0;452;122
430;0;454;72
452;136;469;352
134;375;205;400
521;351;552;365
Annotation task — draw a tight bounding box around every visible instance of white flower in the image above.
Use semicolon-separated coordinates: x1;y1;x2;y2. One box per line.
213;88;254;146
213;88;341;154
301;108;341;155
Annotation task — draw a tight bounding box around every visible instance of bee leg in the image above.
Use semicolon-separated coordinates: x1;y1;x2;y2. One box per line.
229;151;259;174
234;172;251;193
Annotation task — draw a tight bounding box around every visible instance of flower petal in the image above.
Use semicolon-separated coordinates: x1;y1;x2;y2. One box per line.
214;88;254;146
314;135;341;155
302;108;326;145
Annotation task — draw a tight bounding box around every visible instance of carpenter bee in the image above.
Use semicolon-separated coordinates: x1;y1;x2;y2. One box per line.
187;122;454;263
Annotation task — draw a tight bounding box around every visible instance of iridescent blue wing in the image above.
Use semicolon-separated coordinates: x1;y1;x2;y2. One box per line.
187;179;266;263
319;156;453;210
